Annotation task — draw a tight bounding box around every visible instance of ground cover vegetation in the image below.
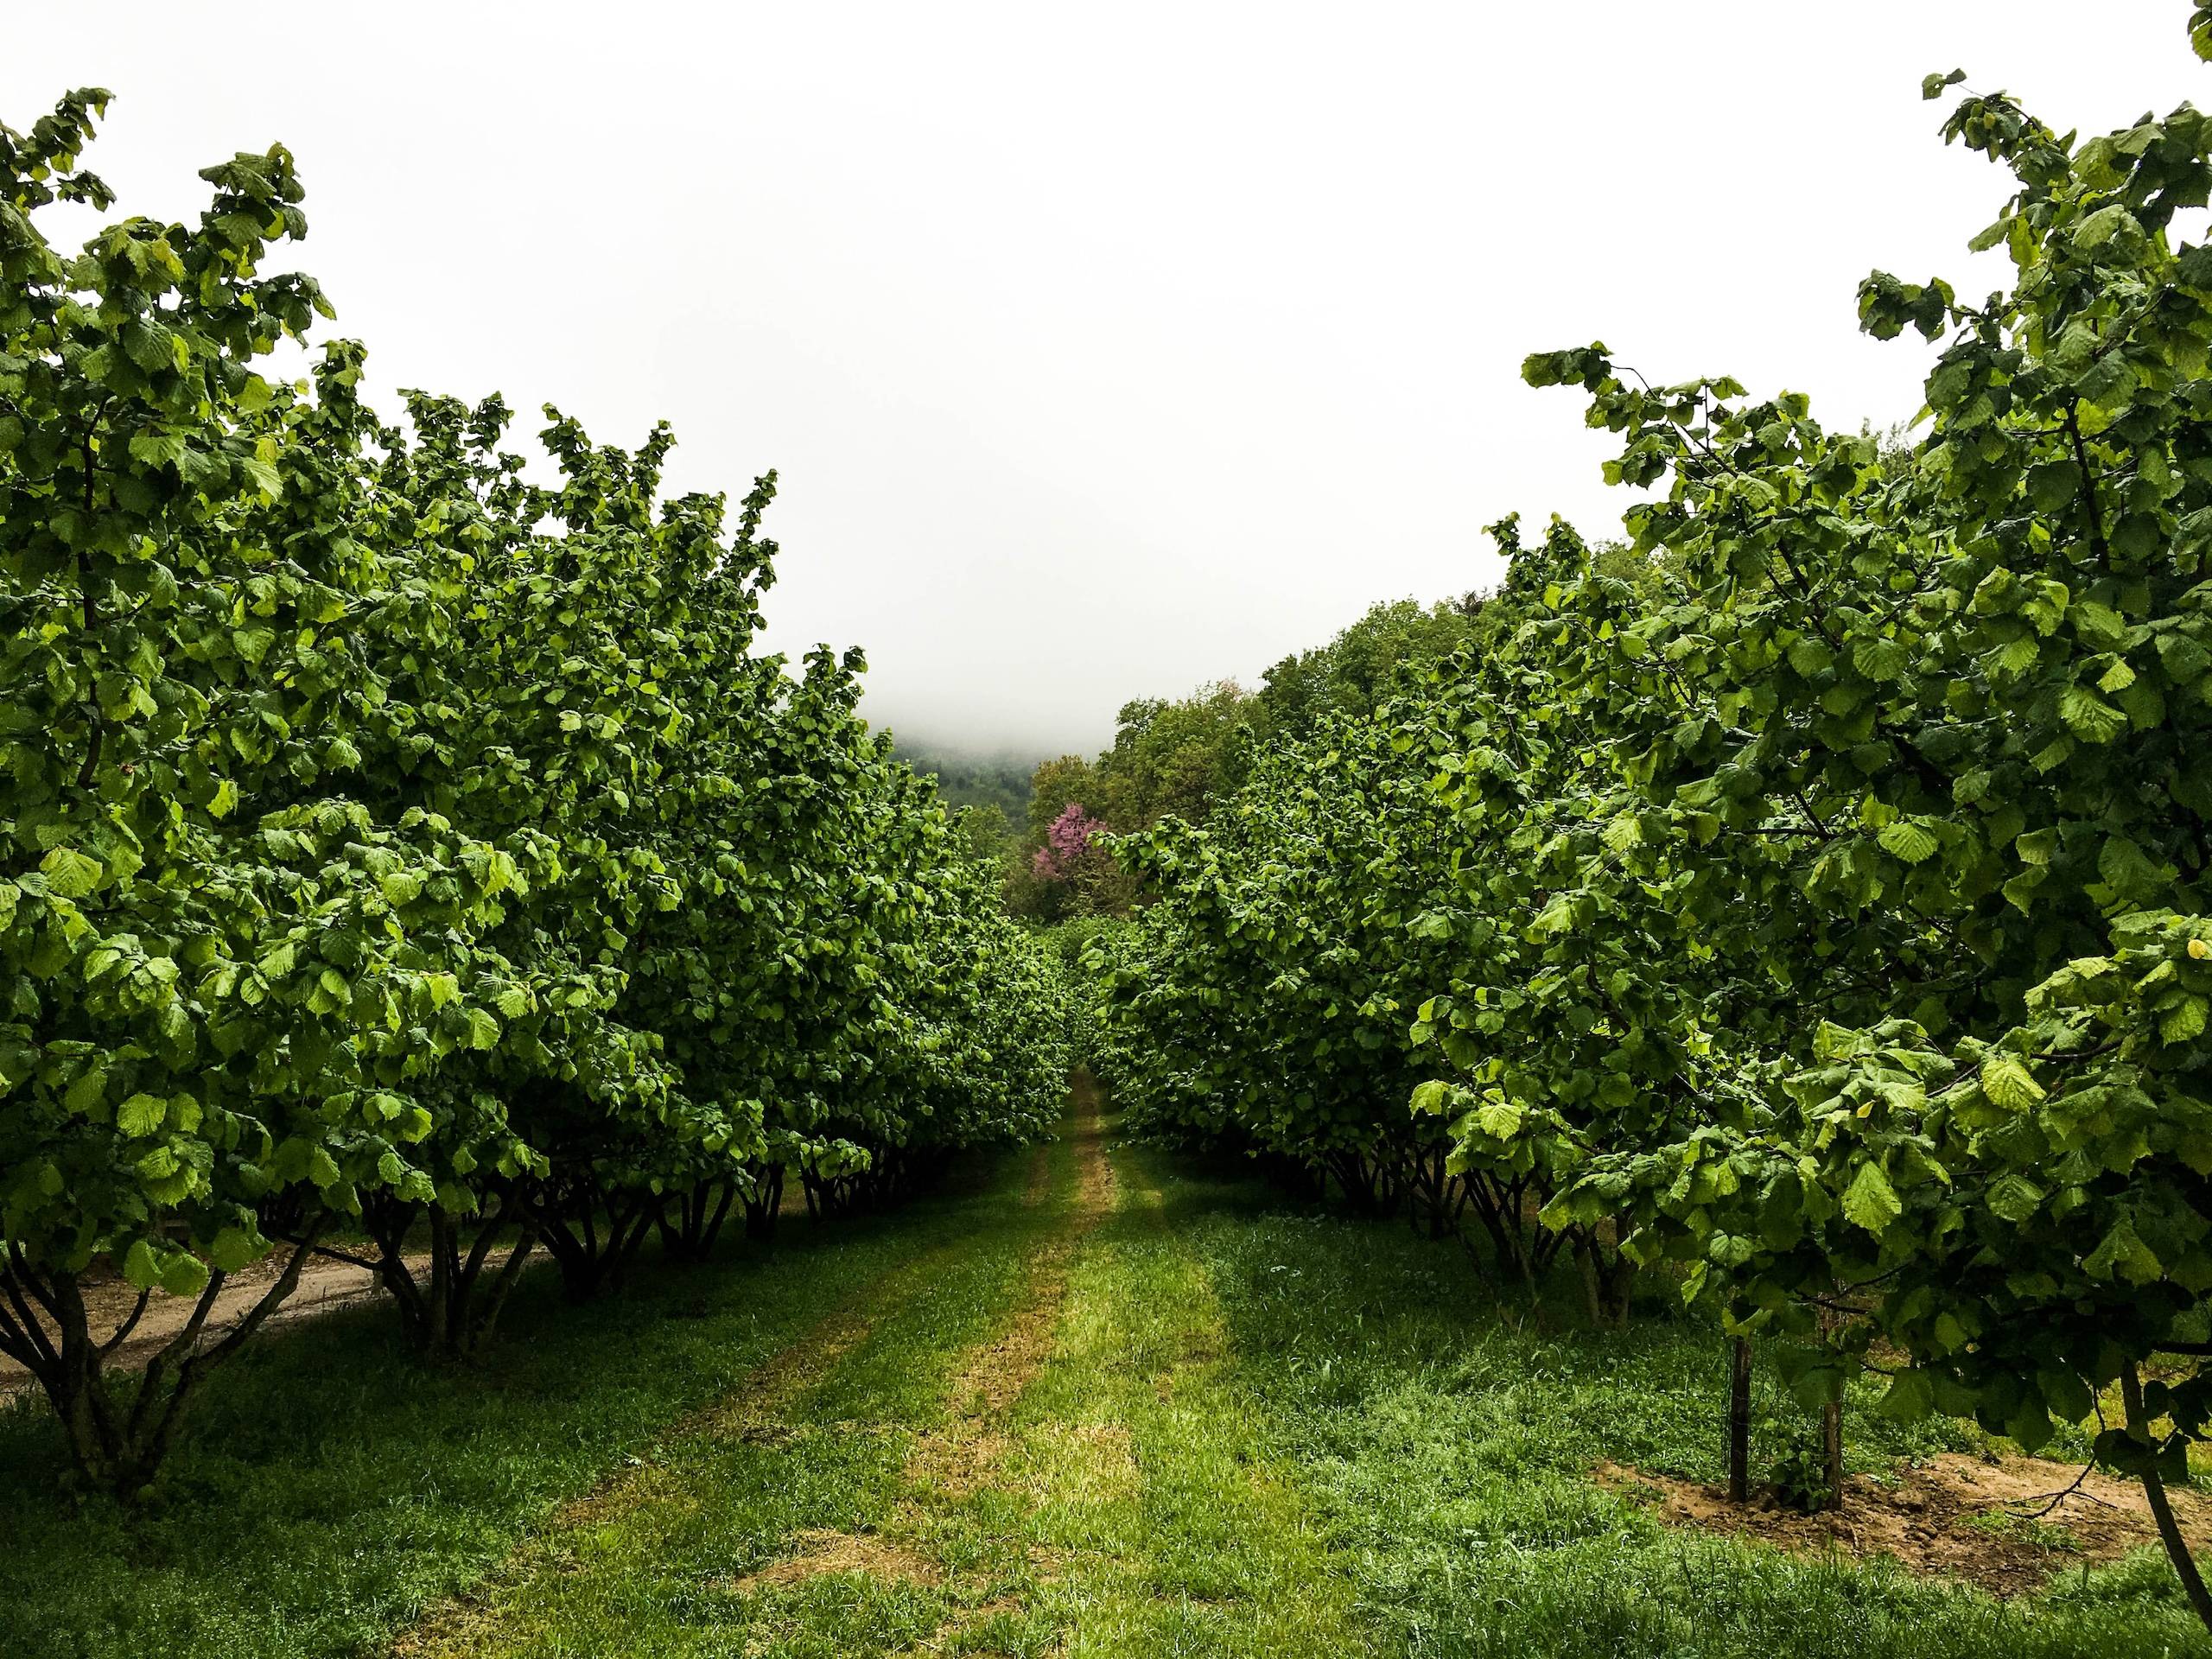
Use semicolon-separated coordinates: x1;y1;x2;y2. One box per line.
12;1092;2210;1658
1088;10;2212;1633
0;92;1071;1497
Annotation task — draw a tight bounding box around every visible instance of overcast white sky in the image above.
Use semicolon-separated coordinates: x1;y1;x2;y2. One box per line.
10;3;2207;755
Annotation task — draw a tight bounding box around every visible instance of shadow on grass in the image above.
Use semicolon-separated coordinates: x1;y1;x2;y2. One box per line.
1111;1135;2212;1659
0;1147;1031;1659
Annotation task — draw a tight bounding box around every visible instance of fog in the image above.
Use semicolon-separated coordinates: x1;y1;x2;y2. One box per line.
8;2;2203;755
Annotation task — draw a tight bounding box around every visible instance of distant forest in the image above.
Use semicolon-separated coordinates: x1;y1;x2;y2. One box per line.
890;589;1532;923
890;745;1039;823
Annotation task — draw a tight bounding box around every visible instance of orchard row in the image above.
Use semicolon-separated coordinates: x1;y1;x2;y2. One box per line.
1088;17;2212;1630
0;95;1072;1496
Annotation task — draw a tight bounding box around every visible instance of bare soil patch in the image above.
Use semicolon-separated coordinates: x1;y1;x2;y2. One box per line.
1596;1451;2212;1599
734;1527;942;1591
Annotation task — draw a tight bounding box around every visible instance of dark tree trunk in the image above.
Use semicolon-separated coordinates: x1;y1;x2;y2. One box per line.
1405;1144;1468;1242
538;1181;658;1302
1726;1336;1752;1504
2123;1360;2212;1637
1573;1229;1637;1329
801;1145;951;1221
659;1176;743;1262
799;1166;842;1222
1323;1149;1405;1218
358;1189;537;1360
1462;1173;1549;1294
0;1232;318;1499
1816;1296;1846;1510
741;1165;785;1243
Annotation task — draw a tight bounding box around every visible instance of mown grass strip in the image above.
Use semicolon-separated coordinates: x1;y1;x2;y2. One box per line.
0;1154;1040;1659
395;1105;1083;1658
864;1095;1380;1657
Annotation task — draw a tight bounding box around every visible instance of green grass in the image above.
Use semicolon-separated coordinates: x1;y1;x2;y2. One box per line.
3;1096;2208;1658
0;1160;1032;1659
989;1148;1370;1655
400;1087;1374;1657
1143;1141;2211;1658
408;1132;1076;1658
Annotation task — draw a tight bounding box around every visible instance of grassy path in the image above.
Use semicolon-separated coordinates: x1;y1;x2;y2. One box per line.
9;1076;2210;1657
397;1075;1374;1658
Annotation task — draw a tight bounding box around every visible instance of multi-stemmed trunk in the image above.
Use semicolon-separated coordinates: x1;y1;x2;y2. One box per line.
1321;1147;1405;1217
0;1235;318;1499
741;1164;785;1244
801;1146;946;1219
1572;1223;1637;1329
1459;1170;1559;1294
658;1175;744;1262
1404;1141;1469;1242
537;1181;659;1302
340;1189;538;1361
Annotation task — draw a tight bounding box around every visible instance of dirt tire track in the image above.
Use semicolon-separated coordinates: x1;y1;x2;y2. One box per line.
392;1230;976;1659
398;1080;1110;1657
0;1251;435;1394
902;1076;1115;1510
743;1076;1115;1624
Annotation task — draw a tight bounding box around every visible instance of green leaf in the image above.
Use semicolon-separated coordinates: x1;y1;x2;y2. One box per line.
1475;1096;1525;1141
1841;1160;1903;1235
1853;637;1908;682
116;1093;167;1136
2099;835;2169;902
2083;1214;2164;1285
128;429;188;470
1986;1173;2046;1223
2060;685;2126;743
160;1253;209;1296
1877;820;1938;864
2162;996;2209;1046
465;1007;502;1051
1880;1368;1936;1419
39;847;103;898
123;1239;162;1291
2074;204;2137;251
1787;639;1834;677
209;1226;261;1273
1981;1053;2047;1111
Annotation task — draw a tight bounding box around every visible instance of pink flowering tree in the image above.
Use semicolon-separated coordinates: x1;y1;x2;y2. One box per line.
1015;802;1133;919
1033;804;1107;881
